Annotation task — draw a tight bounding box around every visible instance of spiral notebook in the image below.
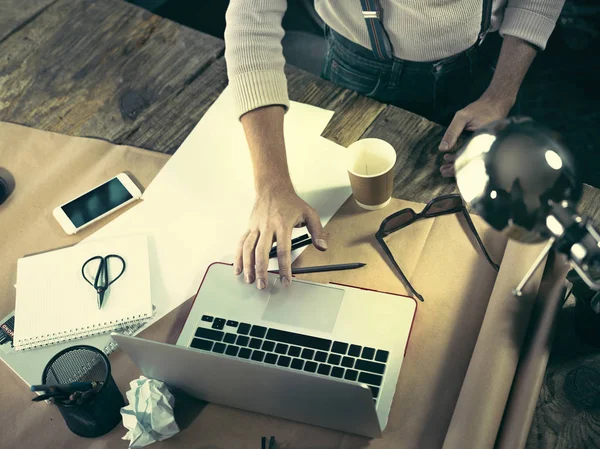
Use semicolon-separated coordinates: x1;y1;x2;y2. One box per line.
13;234;153;351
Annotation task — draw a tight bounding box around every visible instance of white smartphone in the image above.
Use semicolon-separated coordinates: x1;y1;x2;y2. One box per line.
52;173;142;235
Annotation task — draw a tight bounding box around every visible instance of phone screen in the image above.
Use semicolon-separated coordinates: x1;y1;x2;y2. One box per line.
61;177;133;228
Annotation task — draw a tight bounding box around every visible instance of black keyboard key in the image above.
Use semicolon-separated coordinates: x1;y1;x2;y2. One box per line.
277;356;291;367
304;361;317;373
262;340;275;352
251;350;265;362
238;348;252;359
331;367;345;378
275;343;288;355
290;358;304;370
212;318;226;330
236;335;250;346
212;342;226;354
369;386;380;398
358;372;383;387
266;328;331;351
225;345;240;356
355;359;386;375
301;348;314;360
375;350;389;363
190;338;213;351
224;333;237;344
348;344;362;357
315;351;328;362
226;320;239;327
250;325;267;338
361;347;375;360
327;354;341;365
195;328;224;341
288;346;302;357
317;364;331;376
201;315;214;322
238;323;251;335
264;353;278;364
249;338;263;349
341;356;355;368
332;342;348;354
344;369;359;381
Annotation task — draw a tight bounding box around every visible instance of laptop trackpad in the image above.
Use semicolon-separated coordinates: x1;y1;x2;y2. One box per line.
262;280;344;333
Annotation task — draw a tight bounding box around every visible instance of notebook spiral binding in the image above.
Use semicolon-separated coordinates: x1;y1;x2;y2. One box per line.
14;315;153;351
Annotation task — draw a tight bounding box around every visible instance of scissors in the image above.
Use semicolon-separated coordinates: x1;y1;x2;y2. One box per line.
81;254;126;309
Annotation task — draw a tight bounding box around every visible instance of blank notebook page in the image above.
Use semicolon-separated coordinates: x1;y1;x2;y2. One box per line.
14;234;152;350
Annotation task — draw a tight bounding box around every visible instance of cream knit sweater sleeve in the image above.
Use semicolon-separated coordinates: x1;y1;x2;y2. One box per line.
500;0;565;50
224;0;289;119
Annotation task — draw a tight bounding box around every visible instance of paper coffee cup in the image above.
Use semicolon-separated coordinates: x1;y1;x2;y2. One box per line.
347;138;397;210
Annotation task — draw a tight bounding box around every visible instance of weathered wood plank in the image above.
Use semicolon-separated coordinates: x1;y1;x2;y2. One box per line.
359;104;458;202
0;0;57;43
0;0;223;151
121;58;228;153
286;65;386;148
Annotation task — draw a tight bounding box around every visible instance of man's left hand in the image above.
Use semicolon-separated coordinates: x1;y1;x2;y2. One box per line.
438;96;513;177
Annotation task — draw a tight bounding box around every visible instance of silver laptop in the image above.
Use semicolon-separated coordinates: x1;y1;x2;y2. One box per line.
113;262;416;437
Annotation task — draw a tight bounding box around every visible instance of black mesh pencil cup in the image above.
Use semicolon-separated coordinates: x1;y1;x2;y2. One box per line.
41;345;125;438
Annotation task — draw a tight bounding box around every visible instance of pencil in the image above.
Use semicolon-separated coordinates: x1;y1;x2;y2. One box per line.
285;263;366;274
269;234;311;258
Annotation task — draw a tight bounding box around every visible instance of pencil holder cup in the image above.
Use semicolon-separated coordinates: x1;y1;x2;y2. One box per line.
41;345;125;438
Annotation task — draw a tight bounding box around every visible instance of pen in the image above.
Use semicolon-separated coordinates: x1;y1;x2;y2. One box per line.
282;262;366;275
269;234;311;259
30;381;100;393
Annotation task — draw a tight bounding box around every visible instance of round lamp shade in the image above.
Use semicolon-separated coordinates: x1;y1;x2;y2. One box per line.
454;117;582;243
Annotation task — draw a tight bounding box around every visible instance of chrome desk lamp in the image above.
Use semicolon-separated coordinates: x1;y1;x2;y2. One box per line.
454;117;600;309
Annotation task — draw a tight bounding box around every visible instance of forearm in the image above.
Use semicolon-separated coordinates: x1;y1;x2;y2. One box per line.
481;35;537;108
240;106;293;194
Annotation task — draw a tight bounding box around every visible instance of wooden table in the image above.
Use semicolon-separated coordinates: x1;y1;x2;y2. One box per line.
1;1;599;447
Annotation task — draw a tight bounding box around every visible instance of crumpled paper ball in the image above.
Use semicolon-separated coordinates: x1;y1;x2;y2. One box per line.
120;376;180;448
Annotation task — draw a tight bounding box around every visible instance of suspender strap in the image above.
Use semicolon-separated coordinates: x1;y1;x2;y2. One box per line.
477;0;493;45
359;0;394;61
359;0;494;60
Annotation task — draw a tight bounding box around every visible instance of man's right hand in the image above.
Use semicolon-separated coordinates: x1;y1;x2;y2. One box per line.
233;185;327;290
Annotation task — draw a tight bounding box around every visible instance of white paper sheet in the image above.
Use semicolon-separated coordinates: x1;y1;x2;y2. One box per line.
85;88;351;325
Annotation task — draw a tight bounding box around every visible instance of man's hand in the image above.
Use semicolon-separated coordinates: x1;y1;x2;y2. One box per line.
438;35;538;177
438;96;512;177
234;186;327;289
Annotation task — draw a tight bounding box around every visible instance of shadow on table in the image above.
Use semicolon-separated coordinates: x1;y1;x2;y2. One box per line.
171;387;209;430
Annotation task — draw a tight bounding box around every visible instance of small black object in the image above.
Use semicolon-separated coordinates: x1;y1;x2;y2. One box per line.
331;367;345;378
226;320;238;327
237;323;251;335
0;176;8;205
288;346;301;357
236;335;250;346
361;347;375;360
375;350;389;363
212;343;226;354
250;325;267;338
348;344;362;357
224;333;237;344
332;342;349;354
212;318;226;330
238;348;252;359
41;345;124;438
201;315;214;322
81;254;126;309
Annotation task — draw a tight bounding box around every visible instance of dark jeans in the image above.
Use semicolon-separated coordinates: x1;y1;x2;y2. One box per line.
322;28;496;126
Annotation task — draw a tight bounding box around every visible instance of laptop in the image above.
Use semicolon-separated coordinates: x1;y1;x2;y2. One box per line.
113;262;417;437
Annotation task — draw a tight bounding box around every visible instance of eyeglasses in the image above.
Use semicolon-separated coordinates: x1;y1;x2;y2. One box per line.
375;194;499;302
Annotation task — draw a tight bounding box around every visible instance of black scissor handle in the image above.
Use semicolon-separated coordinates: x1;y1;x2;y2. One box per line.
81;254;126;291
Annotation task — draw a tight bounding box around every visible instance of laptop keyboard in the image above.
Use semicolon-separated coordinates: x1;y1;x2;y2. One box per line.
190;315;389;403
